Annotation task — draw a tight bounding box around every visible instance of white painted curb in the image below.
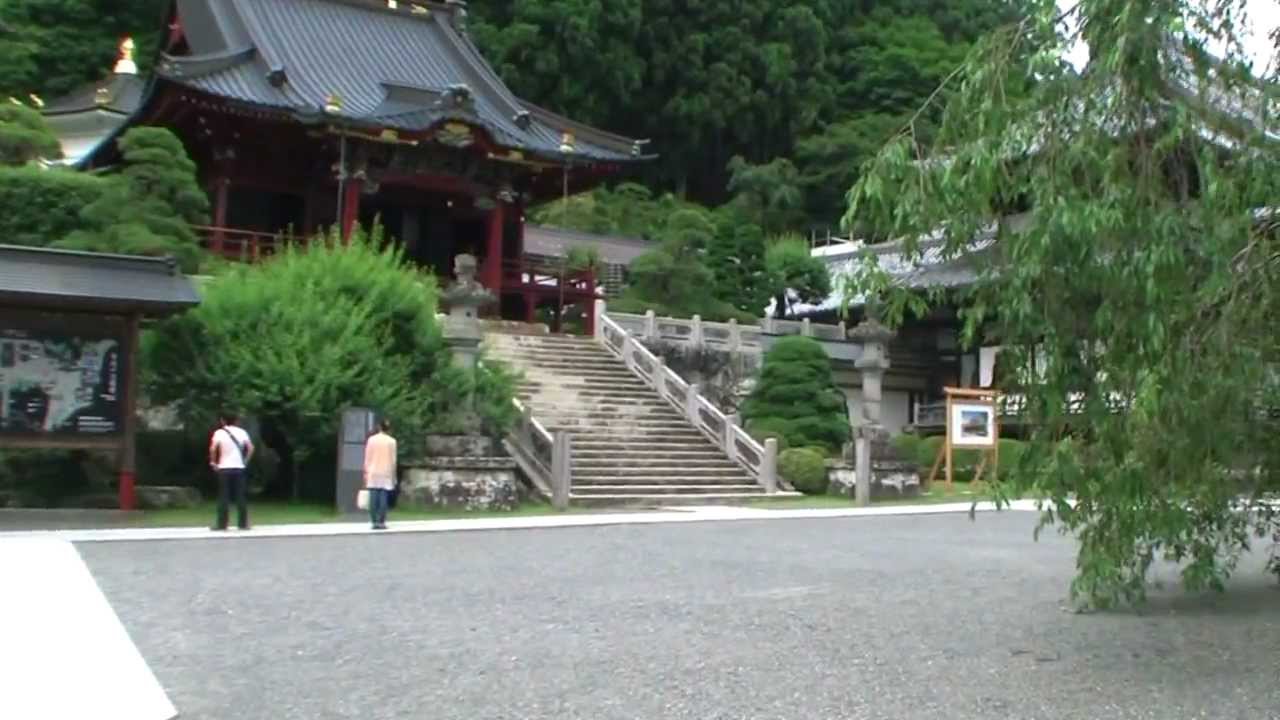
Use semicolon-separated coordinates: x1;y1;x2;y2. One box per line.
0;538;177;720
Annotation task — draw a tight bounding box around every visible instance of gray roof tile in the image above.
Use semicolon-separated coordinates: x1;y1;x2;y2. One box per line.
161;0;645;162
0;245;201;315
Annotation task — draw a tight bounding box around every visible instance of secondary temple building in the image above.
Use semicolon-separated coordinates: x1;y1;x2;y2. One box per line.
42;0;651;331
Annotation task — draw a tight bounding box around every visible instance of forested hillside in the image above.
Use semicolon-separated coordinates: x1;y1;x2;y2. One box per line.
0;0;1016;232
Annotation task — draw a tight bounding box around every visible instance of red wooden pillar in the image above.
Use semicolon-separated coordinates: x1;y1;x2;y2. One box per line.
341;178;364;242
484;202;505;291
210;177;230;255
524;291;537;323
118;314;141;511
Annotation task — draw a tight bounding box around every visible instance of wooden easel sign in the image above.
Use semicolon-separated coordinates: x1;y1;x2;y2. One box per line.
927;387;1000;487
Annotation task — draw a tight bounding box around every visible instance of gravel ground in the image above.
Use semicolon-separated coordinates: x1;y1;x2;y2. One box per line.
78;512;1280;720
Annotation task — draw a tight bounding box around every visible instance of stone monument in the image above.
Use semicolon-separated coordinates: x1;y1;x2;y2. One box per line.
834;307;920;504
399;254;521;511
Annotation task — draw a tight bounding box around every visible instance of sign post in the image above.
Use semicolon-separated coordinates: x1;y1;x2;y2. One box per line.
335;407;376;515
928;386;1000;488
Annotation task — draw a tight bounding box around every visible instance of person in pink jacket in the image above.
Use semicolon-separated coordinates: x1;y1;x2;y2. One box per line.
362;419;398;530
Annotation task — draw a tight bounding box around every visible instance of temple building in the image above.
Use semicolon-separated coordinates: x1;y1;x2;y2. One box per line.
43;0;652;331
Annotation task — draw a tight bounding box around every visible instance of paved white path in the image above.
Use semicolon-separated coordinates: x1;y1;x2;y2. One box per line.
0;500;1046;720
0;538;177;720
0;499;1043;544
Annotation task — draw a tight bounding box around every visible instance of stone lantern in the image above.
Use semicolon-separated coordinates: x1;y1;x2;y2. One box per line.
845;305;920;505
399;253;519;512
440;253;495;370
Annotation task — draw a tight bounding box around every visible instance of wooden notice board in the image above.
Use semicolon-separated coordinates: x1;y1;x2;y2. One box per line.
927;387;1001;487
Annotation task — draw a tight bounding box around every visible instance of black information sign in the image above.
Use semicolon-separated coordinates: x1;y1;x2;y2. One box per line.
0;326;123;436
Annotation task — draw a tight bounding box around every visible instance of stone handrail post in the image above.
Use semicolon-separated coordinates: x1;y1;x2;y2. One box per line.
761;438;779;493
686;383;701;424
728;318;741;351
644;309;658;341
550;431;571;510
801;318;812;337
690;314;704;349
725;413;741;462
655;355;668;396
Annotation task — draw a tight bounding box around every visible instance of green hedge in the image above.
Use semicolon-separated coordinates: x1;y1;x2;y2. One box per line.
0;166;108;246
890;434;1028;483
779;447;828;494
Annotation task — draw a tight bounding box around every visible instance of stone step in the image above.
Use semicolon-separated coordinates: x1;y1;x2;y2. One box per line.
570;437;715;448
568;492;784;508
572;473;750;484
553;431;711;443
572;449;730;460
548;417;691;428
516;402;679;415
573;458;743;471
573;466;748;479
570;484;762;496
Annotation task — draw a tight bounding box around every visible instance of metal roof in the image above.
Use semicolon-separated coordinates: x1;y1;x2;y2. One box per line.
793;232;996;315
0;245;201;316
40;74;148;117
523;225;649;266
159;0;647;163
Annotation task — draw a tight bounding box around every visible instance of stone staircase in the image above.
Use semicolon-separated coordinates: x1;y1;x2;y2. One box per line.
485;332;779;507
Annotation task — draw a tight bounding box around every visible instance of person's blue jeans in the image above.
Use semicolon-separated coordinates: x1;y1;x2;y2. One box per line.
215;469;248;529
368;488;390;528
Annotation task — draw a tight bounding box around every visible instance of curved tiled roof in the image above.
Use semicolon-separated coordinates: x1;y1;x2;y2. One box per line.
160;0;647;163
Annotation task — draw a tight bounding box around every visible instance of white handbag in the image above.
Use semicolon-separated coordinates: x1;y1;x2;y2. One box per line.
356;489;370;510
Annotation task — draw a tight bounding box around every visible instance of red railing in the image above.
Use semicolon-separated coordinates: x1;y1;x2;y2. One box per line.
194;225;299;263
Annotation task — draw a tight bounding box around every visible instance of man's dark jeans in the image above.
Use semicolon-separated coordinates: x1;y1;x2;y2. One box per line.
215;468;249;529
369;488;390;528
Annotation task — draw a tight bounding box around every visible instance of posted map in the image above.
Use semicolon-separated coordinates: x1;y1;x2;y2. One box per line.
0;329;121;435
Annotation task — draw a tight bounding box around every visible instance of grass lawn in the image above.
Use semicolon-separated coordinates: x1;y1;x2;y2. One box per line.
142;499;575;527
743;481;1005;510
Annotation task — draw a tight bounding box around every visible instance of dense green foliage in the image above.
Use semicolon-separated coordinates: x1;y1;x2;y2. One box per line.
778;447;830;494
848;0;1280;605
471;0;1012;218
609;209;760;322
764;235;832;317
57;127;209;271
143;227;517;500
0;102;61;165
0;166;107;245
891;434;1029;483
0;0;165;99
741;336;850;451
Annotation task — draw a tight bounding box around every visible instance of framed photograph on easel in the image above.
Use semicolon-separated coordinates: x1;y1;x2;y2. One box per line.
928;387;1000;487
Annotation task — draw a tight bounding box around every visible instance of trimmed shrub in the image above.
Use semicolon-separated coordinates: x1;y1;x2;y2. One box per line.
0;166;108;246
779;447;829;494
740;335;850;452
143;226;515;501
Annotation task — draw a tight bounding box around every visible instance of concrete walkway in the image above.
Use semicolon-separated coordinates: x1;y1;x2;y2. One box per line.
0;499;1044;544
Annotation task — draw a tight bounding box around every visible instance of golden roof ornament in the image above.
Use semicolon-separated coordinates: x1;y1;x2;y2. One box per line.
113;37;137;75
559;132;575;154
323;92;343;114
95;86;113;106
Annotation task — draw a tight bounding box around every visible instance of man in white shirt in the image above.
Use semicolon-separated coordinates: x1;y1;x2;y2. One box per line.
209;411;254;531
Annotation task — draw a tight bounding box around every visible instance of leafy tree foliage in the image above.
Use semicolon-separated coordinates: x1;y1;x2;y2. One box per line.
470;0;1014;212
57;127;209;271
0;166;105;245
0;102;61;165
764;235;832;318
610;208;756;322
143;227;516;500
741;336;850;452
0;0;165;99
847;0;1280;606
